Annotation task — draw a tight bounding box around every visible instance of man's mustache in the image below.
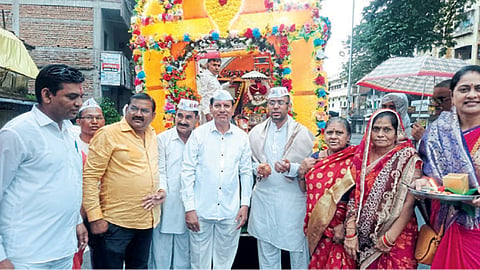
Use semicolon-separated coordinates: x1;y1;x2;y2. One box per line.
132;116;144;121
178;123;189;128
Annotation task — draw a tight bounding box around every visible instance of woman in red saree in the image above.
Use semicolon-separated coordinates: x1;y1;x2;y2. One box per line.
418;65;480;269
344;109;421;269
302;117;356;269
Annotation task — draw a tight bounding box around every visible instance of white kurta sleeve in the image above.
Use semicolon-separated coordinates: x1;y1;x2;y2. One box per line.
181;131;200;212
157;135;167;192
239;137;254;207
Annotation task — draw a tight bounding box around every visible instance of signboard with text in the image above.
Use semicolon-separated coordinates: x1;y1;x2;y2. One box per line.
101;53;121;86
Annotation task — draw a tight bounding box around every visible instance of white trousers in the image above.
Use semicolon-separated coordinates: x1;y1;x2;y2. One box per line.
189;217;240;269
257;239;309;270
11;254;74;269
149;230;190;269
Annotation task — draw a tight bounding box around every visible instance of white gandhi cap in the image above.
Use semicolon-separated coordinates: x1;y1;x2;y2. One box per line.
267;87;289;99
79;98;102;113
177;99;199;112
212;89;234;101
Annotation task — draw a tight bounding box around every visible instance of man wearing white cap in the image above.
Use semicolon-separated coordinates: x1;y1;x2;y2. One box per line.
72;98;105;268
149;99;199;269
75;98;105;162
181;90;253;269
248;87;314;269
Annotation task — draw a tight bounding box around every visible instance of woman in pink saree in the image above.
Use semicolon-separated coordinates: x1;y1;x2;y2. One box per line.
418;65;480;269
344;109;421;269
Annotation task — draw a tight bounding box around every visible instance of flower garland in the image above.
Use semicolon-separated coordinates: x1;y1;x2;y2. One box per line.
264;0;316;12
310;7;331;149
130;0;331;136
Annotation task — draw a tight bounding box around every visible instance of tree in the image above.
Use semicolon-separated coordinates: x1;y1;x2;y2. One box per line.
100;97;122;125
343;0;475;84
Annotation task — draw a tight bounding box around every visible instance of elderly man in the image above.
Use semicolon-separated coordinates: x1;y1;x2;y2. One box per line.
196;58;232;123
73;98;105;268
83;93;165;269
248;87;314;269
181;90;253;269
411;80;452;141
0;64;87;269
149;99;199;269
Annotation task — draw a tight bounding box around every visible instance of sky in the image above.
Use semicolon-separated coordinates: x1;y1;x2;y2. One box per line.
319;0;372;77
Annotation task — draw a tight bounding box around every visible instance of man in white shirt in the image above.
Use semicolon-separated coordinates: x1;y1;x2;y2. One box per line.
196;58;232;123
181;90;253;269
74;98;105;268
0;64;87;269
248;87;314;269
149;99;199;269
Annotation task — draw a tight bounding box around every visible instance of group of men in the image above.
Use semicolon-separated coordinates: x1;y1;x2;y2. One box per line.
0;63;315;269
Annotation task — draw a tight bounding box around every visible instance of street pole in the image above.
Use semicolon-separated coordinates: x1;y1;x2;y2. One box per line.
346;0;355;117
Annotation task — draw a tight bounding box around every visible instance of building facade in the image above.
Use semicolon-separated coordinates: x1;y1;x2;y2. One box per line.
327;74;349;118
0;0;134;108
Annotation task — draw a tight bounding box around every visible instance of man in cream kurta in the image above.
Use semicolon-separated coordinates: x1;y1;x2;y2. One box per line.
149;99;199;269
248;87;314;269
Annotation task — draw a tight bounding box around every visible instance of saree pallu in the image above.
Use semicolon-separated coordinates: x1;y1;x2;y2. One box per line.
350;144;419;269
420;109;480;269
304;145;357;269
350;109;421;269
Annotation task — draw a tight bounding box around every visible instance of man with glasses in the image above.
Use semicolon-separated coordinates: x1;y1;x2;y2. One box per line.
83;93;166;269
75;98;105;162
0;64;87;269
181;90;253;269
71;98;105;268
248;87;314;269
411;80;452;141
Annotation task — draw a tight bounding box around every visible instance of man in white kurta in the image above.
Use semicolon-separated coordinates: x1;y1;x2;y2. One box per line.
196;58;231;123
149;99;199;269
248;87;314;269
181;90;253;269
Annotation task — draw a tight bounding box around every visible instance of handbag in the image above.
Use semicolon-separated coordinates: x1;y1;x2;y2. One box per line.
414;223;444;265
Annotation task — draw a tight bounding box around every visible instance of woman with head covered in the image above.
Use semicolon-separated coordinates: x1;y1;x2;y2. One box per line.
381;93;411;138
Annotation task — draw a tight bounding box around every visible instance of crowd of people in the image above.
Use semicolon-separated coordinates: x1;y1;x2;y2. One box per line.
1;63;480;270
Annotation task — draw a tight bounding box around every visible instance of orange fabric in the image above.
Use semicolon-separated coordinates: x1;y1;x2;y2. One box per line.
83;118;160;229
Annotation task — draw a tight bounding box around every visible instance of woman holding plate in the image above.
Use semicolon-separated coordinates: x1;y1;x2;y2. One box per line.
418;65;480;268
344;109;422;269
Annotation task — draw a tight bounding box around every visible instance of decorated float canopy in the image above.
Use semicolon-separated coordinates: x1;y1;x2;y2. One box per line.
130;0;331;147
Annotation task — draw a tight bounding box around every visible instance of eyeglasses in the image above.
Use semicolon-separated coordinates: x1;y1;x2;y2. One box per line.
267;100;289;106
78;116;104;121
128;105;152;114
